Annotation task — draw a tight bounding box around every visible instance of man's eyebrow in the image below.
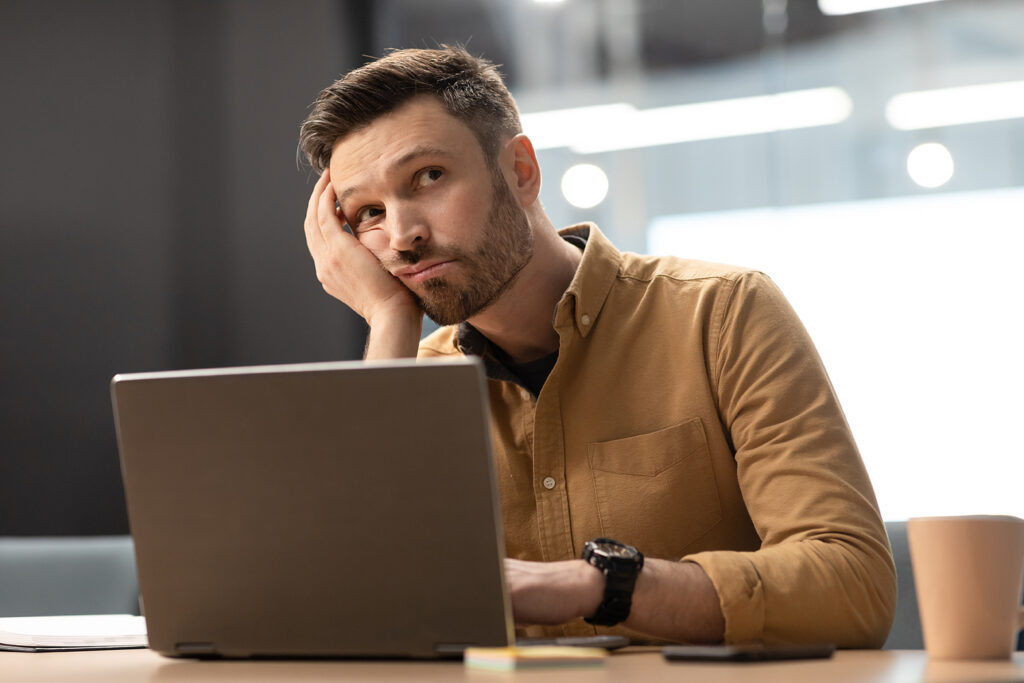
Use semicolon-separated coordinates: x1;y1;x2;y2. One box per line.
392;145;452;170
338;145;453;205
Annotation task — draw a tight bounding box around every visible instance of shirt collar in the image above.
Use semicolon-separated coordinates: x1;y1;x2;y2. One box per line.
455;221;621;356
455;322;523;386
554;223;621;339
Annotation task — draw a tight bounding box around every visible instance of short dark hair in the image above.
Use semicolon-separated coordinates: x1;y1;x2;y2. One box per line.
299;46;522;173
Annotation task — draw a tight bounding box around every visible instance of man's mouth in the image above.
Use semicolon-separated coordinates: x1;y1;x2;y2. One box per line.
393;259;455;284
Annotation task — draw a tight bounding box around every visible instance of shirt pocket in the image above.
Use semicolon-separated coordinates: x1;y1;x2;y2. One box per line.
587;417;722;559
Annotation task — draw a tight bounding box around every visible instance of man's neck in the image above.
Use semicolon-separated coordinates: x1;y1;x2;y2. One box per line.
466;215;582;365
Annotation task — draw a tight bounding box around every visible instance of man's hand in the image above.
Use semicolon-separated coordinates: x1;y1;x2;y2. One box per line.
303;169;422;358
504;558;603;626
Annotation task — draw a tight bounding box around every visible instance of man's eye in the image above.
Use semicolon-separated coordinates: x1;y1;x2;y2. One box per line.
415;168;443;187
355;206;385;226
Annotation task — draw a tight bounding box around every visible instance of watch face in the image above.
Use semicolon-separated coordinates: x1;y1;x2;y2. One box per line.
592;540;637;559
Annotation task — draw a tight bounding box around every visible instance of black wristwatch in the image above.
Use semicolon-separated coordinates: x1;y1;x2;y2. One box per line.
581;538;644;627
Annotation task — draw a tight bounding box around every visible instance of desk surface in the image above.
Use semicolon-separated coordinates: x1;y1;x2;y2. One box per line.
2;648;1023;682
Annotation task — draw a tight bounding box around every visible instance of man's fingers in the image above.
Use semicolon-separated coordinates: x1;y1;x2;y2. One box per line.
308;169;374;288
306;168;330;221
317;178;353;249
304;208;325;256
304;169;332;256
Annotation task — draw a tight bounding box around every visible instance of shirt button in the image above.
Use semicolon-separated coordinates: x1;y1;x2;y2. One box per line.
580;314;591;326
542;477;557;490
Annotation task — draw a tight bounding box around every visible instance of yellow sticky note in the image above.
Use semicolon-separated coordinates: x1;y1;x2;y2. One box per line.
464;646;607;671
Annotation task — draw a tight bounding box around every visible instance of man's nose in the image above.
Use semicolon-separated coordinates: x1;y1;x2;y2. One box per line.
387;203;430;253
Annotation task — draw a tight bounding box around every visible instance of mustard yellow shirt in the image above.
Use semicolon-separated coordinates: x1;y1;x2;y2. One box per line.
419;224;896;647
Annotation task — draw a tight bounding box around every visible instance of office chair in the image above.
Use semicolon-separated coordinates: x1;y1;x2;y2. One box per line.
883;521;924;649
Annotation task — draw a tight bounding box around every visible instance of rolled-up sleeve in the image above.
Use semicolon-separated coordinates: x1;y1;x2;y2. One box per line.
684;272;896;647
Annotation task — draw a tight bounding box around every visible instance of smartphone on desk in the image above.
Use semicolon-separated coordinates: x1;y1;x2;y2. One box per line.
663;643;835;662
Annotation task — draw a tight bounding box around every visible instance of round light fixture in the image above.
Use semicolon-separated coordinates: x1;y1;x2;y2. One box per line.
561;163;609;209
906;142;954;189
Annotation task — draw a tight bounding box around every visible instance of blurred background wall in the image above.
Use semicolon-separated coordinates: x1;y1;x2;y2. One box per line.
1;0;1021;535
0;0;368;534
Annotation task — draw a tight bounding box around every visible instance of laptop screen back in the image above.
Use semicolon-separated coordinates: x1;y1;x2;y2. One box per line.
111;358;513;658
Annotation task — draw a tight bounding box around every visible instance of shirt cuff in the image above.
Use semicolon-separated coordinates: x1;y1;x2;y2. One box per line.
683;550;765;644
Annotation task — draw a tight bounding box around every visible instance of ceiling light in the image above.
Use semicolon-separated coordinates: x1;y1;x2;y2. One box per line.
520;104;637;151
906;143;954;189
561;164;609;209
521;88;852;154
575;88;852;154
818;0;945;15
886;80;1024;130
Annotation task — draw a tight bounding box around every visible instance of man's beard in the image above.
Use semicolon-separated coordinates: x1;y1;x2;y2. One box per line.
386;170;534;326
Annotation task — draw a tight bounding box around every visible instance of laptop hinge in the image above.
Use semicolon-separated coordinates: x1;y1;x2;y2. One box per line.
176;642;218;656
435;643;475;657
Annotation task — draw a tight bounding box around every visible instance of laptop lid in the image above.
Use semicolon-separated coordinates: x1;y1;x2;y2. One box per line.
111;357;514;658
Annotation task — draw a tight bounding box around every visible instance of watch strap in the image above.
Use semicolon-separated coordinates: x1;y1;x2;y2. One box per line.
582;539;643;627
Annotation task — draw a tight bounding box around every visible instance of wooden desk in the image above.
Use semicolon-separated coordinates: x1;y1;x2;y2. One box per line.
2;648;1023;682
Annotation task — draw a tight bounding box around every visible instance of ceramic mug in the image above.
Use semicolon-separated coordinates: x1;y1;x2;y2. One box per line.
908;515;1024;660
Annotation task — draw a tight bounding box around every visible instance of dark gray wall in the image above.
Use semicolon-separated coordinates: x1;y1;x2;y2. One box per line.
1;0;367;535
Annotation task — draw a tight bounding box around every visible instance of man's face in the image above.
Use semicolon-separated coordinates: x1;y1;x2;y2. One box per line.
329;96;533;325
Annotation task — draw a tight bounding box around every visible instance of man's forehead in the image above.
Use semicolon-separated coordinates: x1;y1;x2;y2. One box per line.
331;96;468;156
328;96;484;189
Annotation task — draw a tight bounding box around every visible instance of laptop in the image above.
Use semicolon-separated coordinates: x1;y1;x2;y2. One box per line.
111;357;515;659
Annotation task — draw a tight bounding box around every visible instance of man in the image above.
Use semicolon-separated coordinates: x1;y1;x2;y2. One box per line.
300;46;896;646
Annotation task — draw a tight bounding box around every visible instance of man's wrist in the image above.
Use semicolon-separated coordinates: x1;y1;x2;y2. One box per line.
576;559;606;619
366;298;422;332
364;305;423;359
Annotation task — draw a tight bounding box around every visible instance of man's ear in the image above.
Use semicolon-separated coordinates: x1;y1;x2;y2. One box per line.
504;134;542;207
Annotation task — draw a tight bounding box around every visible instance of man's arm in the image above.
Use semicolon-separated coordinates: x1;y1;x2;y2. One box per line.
680;271;896;646
505;557;725;643
303;168;423;359
506;272;895;646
